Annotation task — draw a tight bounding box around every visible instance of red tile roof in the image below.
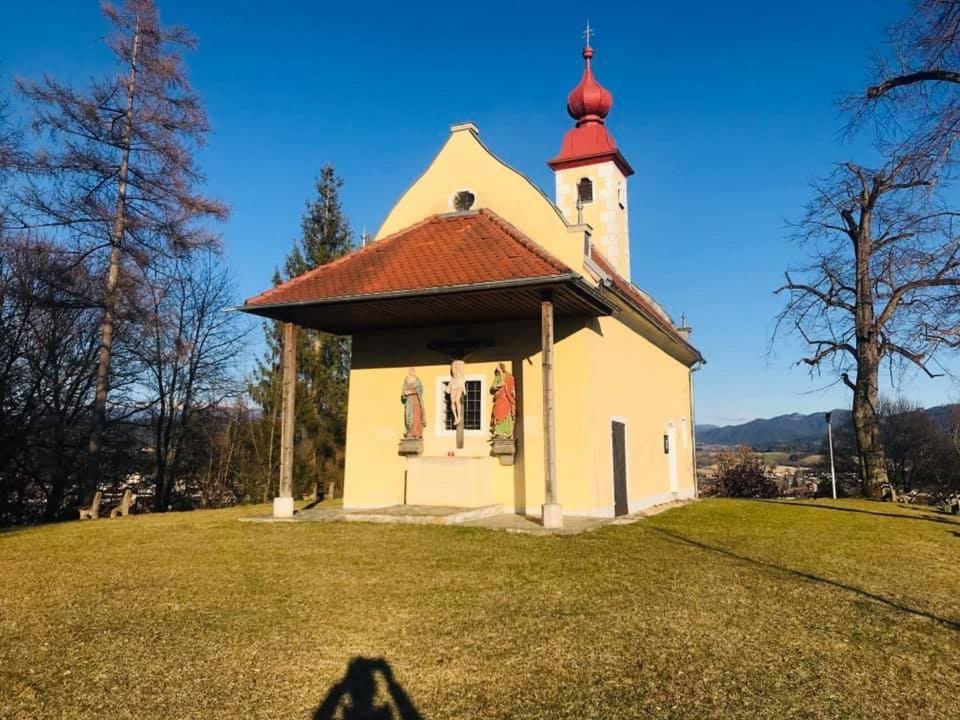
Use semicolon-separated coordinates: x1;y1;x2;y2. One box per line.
589;246;702;359
245;209;574;307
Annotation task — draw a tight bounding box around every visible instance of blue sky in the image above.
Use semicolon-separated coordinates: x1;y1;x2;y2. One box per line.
2;0;955;425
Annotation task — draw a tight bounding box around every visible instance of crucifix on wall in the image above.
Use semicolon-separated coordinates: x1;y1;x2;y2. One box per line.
445;359;467;449
429;337;494;450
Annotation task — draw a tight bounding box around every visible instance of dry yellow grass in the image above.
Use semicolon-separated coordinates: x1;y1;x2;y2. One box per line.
1;498;959;719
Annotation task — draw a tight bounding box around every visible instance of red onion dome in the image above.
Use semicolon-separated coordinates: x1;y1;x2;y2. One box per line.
566;45;613;125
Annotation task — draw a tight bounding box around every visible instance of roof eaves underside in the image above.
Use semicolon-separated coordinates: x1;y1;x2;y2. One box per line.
239;276;614;335
547;149;635;176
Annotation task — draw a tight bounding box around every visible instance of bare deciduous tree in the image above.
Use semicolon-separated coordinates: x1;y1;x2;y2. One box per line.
14;0;227;503
850;1;960;165
0;94;19;176
775;152;960;498
875;397;960;494
0;93;22;227
0;235;103;522
136;253;246;512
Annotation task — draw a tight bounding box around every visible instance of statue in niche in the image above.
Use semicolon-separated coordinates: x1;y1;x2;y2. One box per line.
489;362;516;439
445;359;466;427
401;368;425;439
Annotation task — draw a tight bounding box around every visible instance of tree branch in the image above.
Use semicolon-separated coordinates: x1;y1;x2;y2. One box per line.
867;69;960;98
880;340;944;378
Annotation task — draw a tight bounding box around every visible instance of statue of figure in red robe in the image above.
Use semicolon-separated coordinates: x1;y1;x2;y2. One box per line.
490;362;516;439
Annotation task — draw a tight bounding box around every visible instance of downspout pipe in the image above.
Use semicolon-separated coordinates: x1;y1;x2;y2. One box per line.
689;359;705;499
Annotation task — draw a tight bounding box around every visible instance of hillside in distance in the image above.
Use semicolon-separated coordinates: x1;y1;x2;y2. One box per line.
697;410;850;449
698;404;960;449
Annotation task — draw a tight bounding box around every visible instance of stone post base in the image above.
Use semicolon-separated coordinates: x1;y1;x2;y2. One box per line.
541;503;563;529
273;496;295;519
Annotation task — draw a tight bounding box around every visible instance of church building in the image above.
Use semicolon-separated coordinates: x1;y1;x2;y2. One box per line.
241;37;704;528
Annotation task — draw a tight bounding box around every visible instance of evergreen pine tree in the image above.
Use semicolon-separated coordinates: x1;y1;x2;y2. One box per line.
249;165;353;500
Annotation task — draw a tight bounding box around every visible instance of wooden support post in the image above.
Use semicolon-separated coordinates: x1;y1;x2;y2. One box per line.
274;322;297;518
541;298;562;528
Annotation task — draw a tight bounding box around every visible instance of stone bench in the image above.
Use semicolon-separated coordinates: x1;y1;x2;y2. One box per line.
109;488;134;518
78;491;102;520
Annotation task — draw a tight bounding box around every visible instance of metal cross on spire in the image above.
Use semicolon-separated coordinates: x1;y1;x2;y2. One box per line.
583;20;594;47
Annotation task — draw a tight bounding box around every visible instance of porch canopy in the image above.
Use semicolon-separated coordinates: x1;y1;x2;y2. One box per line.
238;208;613;332
239;208;611;529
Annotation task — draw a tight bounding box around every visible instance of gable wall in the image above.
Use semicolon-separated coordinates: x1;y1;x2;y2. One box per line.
376;126;587;275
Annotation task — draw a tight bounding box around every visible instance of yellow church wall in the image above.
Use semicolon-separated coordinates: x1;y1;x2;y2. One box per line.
341;317;599;515
583;313;696;515
375;124;587;275
341;312;695;516
510;317;593;516
341;320;533;511
342;360;407;508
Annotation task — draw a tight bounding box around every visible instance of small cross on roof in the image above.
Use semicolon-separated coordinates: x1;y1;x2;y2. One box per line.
583;21;594;47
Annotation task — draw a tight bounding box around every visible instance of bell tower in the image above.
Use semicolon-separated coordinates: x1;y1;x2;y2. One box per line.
548;30;634;280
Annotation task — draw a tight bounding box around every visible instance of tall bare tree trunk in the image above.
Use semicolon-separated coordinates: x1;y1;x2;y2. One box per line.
83;18;140;502
853;211;889;499
853;350;888;498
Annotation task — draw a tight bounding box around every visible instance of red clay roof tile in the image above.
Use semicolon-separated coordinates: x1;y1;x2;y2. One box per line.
589;246;700;357
244;209;573;307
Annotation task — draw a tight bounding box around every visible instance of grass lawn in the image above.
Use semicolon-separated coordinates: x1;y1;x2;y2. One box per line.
2;499;959;719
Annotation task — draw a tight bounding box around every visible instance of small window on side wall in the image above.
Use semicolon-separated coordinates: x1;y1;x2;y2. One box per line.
577;177;594;204
453;190;475;212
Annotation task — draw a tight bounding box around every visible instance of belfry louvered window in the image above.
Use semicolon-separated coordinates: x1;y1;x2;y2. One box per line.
577;177;594;204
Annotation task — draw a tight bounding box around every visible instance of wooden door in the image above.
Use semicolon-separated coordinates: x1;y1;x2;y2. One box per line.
612;421;628;516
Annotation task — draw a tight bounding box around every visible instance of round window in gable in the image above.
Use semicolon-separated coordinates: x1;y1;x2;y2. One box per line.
453;190;476;212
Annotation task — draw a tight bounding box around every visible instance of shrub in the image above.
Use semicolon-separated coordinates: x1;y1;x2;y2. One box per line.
170;496;196;512
715;446;780;498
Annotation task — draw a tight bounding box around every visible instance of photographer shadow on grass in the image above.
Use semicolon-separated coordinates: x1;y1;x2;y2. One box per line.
313;657;423;720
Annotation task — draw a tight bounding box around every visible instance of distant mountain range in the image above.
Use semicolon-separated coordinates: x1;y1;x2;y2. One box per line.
697;411;849;449
697;404;958;449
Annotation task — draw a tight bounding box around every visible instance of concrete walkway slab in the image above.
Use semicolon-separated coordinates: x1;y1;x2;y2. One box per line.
344;504;503;525
239;498;696;534
239;503;503;525
459;513;608;535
